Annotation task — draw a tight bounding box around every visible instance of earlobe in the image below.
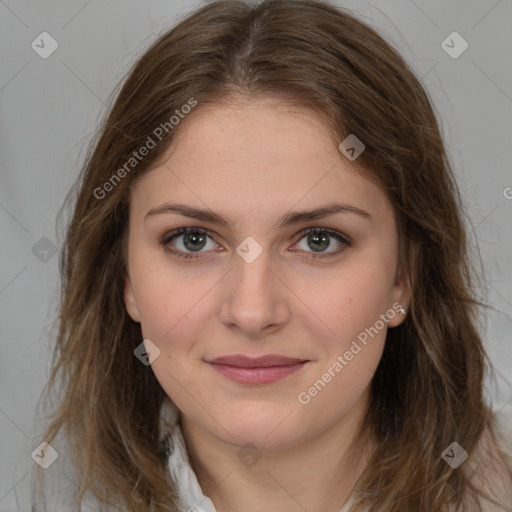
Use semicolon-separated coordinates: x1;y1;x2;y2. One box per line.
387;292;410;328
387;299;409;328
387;243;416;328
124;277;141;323
387;271;412;328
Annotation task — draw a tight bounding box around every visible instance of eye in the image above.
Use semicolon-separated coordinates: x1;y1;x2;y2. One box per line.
160;226;351;261
160;227;221;260
292;228;351;258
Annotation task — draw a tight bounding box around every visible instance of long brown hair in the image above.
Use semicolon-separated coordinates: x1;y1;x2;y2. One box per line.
35;0;506;510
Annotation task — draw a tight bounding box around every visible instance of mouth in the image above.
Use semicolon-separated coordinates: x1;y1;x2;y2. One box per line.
205;355;310;385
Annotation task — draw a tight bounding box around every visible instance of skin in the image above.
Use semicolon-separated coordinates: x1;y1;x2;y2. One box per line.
124;96;410;512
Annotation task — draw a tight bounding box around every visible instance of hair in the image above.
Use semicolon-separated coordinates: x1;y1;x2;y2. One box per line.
33;0;508;510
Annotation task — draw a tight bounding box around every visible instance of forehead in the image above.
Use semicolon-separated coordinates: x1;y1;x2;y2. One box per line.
129;97;393;227
166;96;338;167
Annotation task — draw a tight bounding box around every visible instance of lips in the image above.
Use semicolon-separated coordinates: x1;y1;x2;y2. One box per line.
206;355;309;385
207;354;308;367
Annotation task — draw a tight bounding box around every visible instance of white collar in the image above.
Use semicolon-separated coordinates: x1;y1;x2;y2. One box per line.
165;420;218;512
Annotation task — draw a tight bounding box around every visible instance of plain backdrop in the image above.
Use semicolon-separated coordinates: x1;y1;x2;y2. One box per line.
1;0;511;509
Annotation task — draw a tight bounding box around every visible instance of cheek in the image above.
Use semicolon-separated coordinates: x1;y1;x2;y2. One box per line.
131;265;214;408
130;253;221;351
296;340;384;438
295;261;395;344
296;285;389;424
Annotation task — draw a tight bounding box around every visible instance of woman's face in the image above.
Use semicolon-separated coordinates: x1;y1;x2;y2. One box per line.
124;96;409;450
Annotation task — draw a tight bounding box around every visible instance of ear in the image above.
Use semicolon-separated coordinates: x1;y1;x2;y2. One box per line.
124;276;141;323
386;244;416;328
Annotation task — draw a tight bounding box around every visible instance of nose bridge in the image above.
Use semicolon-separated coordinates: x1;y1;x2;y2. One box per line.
233;234;272;291
220;240;288;335
232;244;273;307
236;248;270;291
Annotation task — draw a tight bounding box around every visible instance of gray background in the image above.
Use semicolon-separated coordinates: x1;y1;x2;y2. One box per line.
1;0;511;509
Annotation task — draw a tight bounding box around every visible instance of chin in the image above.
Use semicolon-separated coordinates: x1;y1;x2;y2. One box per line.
210;400;307;450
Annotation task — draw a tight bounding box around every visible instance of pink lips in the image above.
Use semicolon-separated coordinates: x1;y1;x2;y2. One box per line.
206;355;309;385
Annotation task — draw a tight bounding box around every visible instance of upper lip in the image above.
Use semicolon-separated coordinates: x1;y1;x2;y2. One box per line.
206;355;309;367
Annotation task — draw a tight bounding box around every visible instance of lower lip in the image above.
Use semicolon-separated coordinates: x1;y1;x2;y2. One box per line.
208;362;308;385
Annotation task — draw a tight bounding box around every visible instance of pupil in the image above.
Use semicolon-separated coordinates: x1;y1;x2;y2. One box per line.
308;232;329;252
184;232;206;251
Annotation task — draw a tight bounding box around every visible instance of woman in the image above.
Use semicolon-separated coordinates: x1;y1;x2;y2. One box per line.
30;0;512;510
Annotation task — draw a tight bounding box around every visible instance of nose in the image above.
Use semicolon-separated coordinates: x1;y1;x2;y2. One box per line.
219;248;290;339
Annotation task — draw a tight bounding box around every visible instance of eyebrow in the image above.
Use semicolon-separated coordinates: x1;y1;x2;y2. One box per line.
145;202;371;228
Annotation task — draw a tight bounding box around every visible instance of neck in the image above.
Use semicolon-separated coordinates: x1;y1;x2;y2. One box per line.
180;395;375;512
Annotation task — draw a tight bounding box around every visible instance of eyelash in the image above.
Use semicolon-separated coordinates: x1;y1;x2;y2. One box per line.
160;227;351;261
